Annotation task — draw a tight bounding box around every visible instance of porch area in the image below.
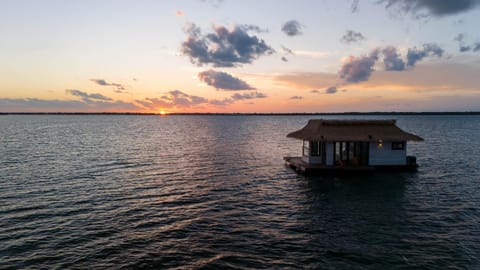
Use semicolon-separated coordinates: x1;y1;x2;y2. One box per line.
284;156;375;175
284;156;419;175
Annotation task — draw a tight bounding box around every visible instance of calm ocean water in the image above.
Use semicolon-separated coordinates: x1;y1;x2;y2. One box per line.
1;115;479;269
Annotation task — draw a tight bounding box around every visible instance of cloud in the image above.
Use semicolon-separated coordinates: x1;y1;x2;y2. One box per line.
66;89;113;101
2;86;268;112
90;79;109;86
199;0;223;8
382;46;406;71
341;30;366;44
474;43;480;52
209;98;234;106
231;91;267;100
169;90;208;106
274;72;338;90
0;97;140;112
181;23;274;67
281;20;303;36
351;0;360;12
198;70;255;90
454;33;480;52
310;86;341;94
176;10;184;16
339;49;380;83
241;24;269;33
454;33;471;52
406;43;443;67
380;0;480;16
290;96;303;100
325;86;338;94
208;91;267;106
137;89;267;109
339;43;443;83
278;43;445;88
454;33;466;43
281;46;294;55
273;57;480;100
90;79;126;93
137;90;209;109
460;44;472;53
360;60;480;92
279;46;329;60
280;46;294;62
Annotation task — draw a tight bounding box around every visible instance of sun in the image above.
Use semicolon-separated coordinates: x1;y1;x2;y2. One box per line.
159;110;167;116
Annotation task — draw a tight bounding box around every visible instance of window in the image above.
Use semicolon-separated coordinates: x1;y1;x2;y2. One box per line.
334;141;370;166
303;141;309;156
335;142;341;161
311;141;320;156
341;142;348;161
392;141;405;150
348;142;355;160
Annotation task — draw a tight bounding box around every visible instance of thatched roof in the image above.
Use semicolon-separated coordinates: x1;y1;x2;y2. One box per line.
287;119;424;142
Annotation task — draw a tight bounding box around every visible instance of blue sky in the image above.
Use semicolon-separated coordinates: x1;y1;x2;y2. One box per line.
1;0;480;112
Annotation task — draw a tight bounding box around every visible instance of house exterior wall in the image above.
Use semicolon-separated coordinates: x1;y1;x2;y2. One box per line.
369;141;407;166
302;141;330;165
302;140;309;163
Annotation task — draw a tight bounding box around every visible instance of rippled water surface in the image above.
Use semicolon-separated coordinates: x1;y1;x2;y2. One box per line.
1;115;480;269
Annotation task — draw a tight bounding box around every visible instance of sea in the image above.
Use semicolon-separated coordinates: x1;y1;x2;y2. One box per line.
1;114;479;269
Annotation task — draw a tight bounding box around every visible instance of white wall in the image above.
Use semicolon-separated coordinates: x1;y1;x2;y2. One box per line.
302;140;309;163
369;141;407;165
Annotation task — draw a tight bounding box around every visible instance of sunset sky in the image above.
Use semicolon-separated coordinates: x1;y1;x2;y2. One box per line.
2;0;480;113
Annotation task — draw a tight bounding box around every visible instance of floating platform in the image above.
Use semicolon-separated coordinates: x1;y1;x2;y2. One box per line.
284;156;418;175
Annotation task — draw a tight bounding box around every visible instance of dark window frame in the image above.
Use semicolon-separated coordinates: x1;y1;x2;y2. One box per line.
304;141;326;164
391;141;405;150
310;141;320;156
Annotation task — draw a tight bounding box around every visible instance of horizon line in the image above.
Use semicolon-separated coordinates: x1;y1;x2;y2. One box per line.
1;111;480;116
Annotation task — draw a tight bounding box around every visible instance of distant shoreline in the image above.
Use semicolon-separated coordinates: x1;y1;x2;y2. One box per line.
1;112;480;116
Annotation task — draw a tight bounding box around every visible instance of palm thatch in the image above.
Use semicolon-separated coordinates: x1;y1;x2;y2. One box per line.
287;119;423;142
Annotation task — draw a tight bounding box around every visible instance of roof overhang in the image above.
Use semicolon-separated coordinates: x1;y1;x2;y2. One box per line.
287;119;424;142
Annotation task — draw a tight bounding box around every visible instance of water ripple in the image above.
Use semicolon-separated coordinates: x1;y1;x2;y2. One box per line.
1;115;479;269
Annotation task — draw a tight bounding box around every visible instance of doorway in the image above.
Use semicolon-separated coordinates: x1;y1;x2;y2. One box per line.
334;141;369;166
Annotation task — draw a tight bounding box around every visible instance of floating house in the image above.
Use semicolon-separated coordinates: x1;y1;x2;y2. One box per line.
284;119;423;174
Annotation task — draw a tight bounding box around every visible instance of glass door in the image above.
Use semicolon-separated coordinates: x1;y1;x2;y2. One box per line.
334;141;369;166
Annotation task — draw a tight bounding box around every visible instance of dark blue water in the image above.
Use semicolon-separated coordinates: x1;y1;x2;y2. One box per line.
1;115;479;269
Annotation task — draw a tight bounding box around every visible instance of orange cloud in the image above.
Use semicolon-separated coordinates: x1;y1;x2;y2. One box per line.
273;72;338;90
361;61;480;92
272;59;480;94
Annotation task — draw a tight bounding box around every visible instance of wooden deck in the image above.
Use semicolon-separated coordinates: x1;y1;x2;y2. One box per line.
284;156;418;175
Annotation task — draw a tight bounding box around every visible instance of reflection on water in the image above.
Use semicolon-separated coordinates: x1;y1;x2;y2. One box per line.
0;115;479;269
